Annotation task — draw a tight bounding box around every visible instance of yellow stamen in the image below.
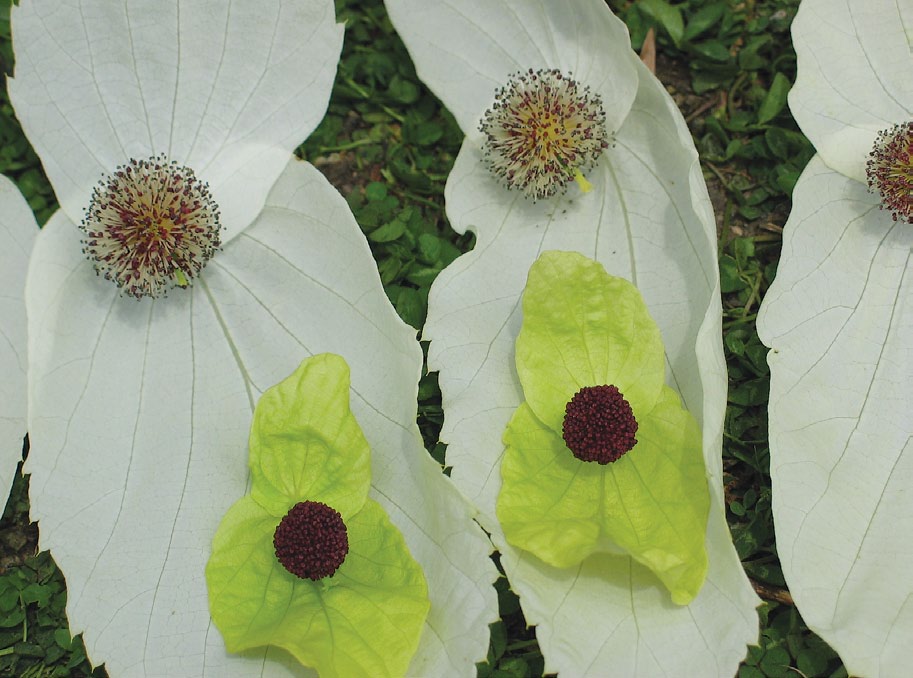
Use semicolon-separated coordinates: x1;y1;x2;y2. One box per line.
574;168;593;193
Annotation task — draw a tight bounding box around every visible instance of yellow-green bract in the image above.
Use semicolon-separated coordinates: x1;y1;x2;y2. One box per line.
496;251;710;605
205;353;429;677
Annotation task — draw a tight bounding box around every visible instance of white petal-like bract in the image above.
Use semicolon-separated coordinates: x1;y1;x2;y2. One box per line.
758;156;913;678
761;1;913;672
421;45;760;675
0;175;37;504
26;159;497;677
788;0;912;183
8;0;344;240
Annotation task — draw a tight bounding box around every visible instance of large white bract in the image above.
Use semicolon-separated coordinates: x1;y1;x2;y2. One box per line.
385;0;760;674
9;1;497;675
0;176;37;503
757;0;913;675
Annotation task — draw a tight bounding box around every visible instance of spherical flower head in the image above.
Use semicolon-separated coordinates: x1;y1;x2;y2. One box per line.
480;68;609;200
562;384;638;464
80;154;222;299
273;500;349;580
866;121;913;224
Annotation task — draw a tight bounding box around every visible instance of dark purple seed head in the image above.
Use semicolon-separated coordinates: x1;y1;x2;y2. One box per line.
273;501;349;580
562;385;638;464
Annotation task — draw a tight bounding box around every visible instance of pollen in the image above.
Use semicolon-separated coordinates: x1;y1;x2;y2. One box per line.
866;121;913;224
480;68;609;200
562;385;638;465
273;501;349;581
81;155;221;299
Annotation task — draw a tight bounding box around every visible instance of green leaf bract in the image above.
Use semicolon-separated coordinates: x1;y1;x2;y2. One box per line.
496;251;710;605
206;353;429;677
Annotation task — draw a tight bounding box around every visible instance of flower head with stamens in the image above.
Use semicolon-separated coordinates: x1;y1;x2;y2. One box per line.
480;68;609;199
866;121;913;224
81;155;221;299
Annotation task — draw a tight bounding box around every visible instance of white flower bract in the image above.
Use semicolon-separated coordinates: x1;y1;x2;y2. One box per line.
0;176;37;503
386;0;761;675
8;0;497;675
758;0;913;675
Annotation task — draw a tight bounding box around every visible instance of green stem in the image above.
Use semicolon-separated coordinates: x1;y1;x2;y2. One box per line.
314;137;379;154
393;189;441;210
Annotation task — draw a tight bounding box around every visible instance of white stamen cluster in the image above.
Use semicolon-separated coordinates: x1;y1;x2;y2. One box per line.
81;155;221;299
480;68;609;200
866;121;913;224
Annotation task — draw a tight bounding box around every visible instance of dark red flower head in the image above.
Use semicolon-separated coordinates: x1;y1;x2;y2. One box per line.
273;501;349;580
562;385;638;464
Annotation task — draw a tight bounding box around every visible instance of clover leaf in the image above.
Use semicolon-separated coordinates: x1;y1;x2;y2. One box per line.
206;353;429;678
497;251;710;605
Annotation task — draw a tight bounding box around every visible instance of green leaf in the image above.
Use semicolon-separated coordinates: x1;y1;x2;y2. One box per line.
764;128;791;160
488;621;507;662
248;353;371;520
637;0;684;47
738;34;772;71
0;609;23;628
417;232;442;263
364;181;388;202
387;74;419;104
53;629;72;650
498;657;529;676
369;217;407;243
497;404;602;567
515;251;665;434
207;497;429;678
757;73;791;124
495;579;520;616
797;646;832;676
775;165;802;195
498;385;709;605
0;587;19;612
682;3;725;42
389;284;425;329
404;119;443;146
719;254;743;293
690;39;731;63
759;646;791;678
728;377;769;407
18;583;50;607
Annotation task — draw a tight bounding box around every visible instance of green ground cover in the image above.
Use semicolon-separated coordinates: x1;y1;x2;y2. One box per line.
0;0;850;675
